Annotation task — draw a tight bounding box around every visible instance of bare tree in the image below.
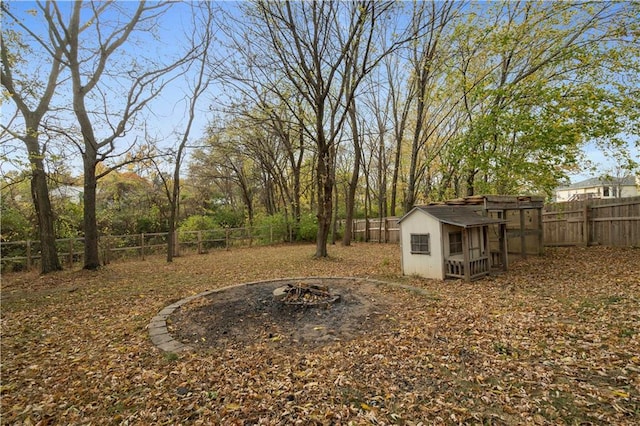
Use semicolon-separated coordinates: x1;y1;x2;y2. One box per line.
366;77;393;222
225;1;415;257
1;3;65;273
158;2;218;262
404;1;459;212
382;51;413;216
189;125;258;221
229;94;308;234
41;1;194;269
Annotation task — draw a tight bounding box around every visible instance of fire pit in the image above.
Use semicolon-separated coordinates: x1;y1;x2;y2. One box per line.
162;277;434;351
273;281;341;306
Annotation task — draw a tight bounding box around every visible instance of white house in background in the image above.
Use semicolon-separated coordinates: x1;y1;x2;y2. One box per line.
398;205;505;281
50;185;84;204
555;176;639;202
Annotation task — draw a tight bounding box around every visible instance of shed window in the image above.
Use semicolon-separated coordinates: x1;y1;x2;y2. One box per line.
410;233;430;254
449;231;463;255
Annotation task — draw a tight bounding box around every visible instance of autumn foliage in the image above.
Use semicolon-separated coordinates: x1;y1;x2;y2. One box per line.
1;244;638;424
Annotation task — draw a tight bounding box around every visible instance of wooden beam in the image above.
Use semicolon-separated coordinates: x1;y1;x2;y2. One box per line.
589;199;640;209
582;205;589;246
501;223;508;271
537;208;544;255
542;209;585;215
506;229;541;237
483;226;491;269
462;228;470;281
519;209;527;259
485;203;543;210
591;217;640;221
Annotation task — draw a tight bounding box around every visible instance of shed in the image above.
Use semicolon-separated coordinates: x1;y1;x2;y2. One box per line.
399;205;507;281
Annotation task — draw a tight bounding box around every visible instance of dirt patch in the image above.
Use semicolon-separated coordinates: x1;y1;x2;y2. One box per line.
168;278;426;351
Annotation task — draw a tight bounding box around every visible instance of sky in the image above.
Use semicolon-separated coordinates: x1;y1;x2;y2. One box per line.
1;1;228;176
1;0;638;186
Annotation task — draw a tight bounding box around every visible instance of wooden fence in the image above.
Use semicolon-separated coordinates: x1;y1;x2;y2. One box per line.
351;217;400;243
0;225;290;272
543;196;640;247
351;197;640;248
4;198;638;271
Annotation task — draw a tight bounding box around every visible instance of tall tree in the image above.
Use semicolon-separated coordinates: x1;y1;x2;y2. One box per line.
383;51;413;216
365;76;393;220
229;93;309;232
41;1;192;269
403;1;459;211
189;125;258;221
341;40;365;246
160;2;217;262
1;3;64;273
448;1;639;196
225;1;414;257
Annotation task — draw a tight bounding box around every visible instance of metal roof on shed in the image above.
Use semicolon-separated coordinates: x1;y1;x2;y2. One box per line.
398;205;505;228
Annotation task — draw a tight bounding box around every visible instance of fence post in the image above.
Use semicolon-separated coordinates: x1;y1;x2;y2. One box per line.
582;205;590;246
365;218;370;242
519;209;527;258
384;218;388;243
107;236;111;265
101;236;109;266
351;219;361;241
537;209;544;255
270;224;273;244
68;239;74;267
26;240;32;270
225;229;230;250
197;230;202;254
173;231;180;257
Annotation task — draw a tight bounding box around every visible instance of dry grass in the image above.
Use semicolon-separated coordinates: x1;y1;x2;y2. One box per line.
1;243;639;425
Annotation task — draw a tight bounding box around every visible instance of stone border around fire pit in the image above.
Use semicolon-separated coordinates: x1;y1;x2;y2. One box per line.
148;277;433;353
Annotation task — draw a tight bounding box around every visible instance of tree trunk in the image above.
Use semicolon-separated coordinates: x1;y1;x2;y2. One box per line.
405;93;425;213
166;202;176;262
30;154;62;274
292;169;301;231
291;127;304;233
315;146;334;258
331;179;339;245
82;153;101;270
166;174;179;262
390;131;402;216
377;119;388;219
466;170;477;197
342;102;361;247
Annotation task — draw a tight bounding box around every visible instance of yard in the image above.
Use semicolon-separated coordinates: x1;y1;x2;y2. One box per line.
1;244;639;425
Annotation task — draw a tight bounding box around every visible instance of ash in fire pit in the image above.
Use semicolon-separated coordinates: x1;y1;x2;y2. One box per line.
273;281;341;306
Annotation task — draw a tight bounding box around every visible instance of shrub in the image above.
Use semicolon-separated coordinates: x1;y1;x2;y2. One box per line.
179;215;217;232
211;206;245;228
178;215;217;244
296;213;317;242
0;207;34;241
253;213;288;244
55;201;83;238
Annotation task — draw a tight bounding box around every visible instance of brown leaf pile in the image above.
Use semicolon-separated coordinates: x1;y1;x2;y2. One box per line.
1;244;639;425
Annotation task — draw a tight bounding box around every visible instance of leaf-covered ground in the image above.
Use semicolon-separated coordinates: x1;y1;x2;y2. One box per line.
1;244;639;425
